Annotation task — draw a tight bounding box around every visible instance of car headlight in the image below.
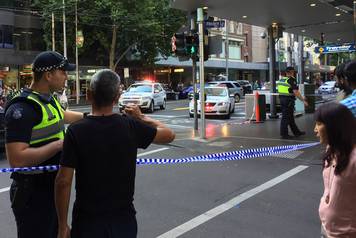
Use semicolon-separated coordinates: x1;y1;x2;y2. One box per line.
142;96;151;101
217;102;227;106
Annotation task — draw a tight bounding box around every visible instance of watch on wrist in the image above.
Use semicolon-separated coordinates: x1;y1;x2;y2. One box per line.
83;112;90;118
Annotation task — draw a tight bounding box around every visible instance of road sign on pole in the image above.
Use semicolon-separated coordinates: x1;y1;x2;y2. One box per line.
205;20;225;28
314;44;356;54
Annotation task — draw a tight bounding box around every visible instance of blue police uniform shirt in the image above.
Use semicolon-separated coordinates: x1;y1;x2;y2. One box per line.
341;89;356;117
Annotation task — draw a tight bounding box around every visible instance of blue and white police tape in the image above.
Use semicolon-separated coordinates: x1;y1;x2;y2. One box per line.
0;142;319;173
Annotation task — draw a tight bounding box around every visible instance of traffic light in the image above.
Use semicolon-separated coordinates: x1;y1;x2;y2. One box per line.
172;33;186;57
185;33;199;56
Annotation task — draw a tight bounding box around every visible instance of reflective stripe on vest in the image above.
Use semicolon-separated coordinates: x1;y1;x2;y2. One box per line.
277;77;292;96
25;93;65;145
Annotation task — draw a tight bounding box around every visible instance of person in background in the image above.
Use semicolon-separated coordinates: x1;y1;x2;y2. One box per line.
314;103;356;238
55;69;175;238
334;63;352;101
340;60;356;117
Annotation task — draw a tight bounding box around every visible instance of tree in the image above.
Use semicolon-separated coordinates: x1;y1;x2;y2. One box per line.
32;0;186;70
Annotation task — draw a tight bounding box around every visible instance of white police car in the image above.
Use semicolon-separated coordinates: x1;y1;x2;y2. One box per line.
189;86;235;119
119;82;166;113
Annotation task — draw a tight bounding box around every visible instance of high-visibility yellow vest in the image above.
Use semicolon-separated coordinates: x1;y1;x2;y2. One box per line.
7;91;65;145
277;77;292;96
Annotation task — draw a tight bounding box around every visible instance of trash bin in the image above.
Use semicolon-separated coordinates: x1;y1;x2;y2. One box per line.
245;94;266;121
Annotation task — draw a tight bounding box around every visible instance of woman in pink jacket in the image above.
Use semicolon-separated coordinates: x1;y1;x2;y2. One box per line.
315;103;356;238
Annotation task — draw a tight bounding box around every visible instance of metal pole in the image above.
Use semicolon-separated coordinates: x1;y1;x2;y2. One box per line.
354;0;356;43
268;25;278;118
62;0;67;58
75;0;80;105
225;19;229;78
197;8;206;139
51;12;55;51
190;16;198;131
298;35;305;84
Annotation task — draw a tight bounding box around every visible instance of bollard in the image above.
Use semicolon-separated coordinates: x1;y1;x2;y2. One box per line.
255;91;261;122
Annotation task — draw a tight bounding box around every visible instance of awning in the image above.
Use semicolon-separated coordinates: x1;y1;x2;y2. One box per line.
170;0;354;43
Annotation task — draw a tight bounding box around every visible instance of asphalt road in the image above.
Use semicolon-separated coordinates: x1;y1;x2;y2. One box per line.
0;99;325;238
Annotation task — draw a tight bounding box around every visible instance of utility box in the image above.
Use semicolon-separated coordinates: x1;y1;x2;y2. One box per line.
245;94;266;121
304;84;315;113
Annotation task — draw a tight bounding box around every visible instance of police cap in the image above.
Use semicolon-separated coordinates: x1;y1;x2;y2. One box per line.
32;51;76;73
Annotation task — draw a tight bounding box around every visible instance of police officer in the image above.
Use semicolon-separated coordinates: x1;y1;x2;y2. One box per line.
277;66;308;139
5;51;85;238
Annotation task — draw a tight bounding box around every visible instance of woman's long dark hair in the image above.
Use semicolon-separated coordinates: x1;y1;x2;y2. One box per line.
315;103;356;175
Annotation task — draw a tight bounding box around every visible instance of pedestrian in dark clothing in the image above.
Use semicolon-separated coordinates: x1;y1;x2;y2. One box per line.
4;51;86;238
277;66;308;139
334;63;352;102
55;69;175;238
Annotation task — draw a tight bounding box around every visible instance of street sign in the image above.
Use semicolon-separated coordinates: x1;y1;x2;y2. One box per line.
314;44;356;54
205;20;225;28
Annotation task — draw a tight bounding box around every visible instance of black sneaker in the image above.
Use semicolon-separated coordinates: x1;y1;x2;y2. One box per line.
281;135;294;140
295;131;306;137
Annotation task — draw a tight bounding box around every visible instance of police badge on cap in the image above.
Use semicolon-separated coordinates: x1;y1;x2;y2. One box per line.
32;51;76;72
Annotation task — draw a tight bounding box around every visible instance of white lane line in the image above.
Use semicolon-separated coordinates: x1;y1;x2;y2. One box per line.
0;148;169;194
165;124;192;129
0;187;10;194
137;147;169;157
149;115;187;118
157;165;309;238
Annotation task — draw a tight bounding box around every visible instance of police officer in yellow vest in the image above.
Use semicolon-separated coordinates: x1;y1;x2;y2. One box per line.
5;51;85;238
277;66;308;139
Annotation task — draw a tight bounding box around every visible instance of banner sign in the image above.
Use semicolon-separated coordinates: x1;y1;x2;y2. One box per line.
315;44;356;54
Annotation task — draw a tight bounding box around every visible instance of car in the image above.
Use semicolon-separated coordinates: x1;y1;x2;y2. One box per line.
237;80;253;95
318;81;338;94
119;82;166;113
189;86;235;119
207;81;243;102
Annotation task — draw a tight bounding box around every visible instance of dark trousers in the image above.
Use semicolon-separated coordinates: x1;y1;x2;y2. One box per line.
71;212;137;238
279;96;301;136
9;173;58;238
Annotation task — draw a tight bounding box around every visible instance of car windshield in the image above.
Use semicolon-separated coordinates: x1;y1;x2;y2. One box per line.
127;84;152;93
205;88;227;97
238;81;248;85
323;81;335;86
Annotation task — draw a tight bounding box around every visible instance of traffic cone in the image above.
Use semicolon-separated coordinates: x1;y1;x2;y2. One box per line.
255;91;261;123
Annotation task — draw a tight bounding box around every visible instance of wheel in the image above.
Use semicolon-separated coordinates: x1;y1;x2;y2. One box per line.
231;104;235;113
148;100;154;113
234;94;240;103
160;99;166;110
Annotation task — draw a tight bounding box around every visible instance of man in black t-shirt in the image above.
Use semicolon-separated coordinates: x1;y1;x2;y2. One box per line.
55;69;175;238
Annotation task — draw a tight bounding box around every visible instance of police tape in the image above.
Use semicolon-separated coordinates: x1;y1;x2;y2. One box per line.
0;142;319;173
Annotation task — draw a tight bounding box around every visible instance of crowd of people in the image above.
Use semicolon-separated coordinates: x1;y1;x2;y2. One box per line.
2;50;356;238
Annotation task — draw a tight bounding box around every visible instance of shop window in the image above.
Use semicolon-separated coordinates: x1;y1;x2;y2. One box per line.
0;25;14;49
228;40;241;60
13;27;45;51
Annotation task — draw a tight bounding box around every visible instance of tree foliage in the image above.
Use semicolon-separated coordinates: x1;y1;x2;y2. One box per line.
32;0;186;69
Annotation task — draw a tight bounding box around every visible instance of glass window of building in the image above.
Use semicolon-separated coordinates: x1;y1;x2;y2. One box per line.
0;25;14;49
228;40;241;60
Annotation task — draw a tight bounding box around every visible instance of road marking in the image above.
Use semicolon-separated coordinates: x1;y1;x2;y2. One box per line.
157;165;309;238
138;147;169;157
149;115;187;118
0;187;10;194
0;148;169;195
173;107;189;111
166;124;192;129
